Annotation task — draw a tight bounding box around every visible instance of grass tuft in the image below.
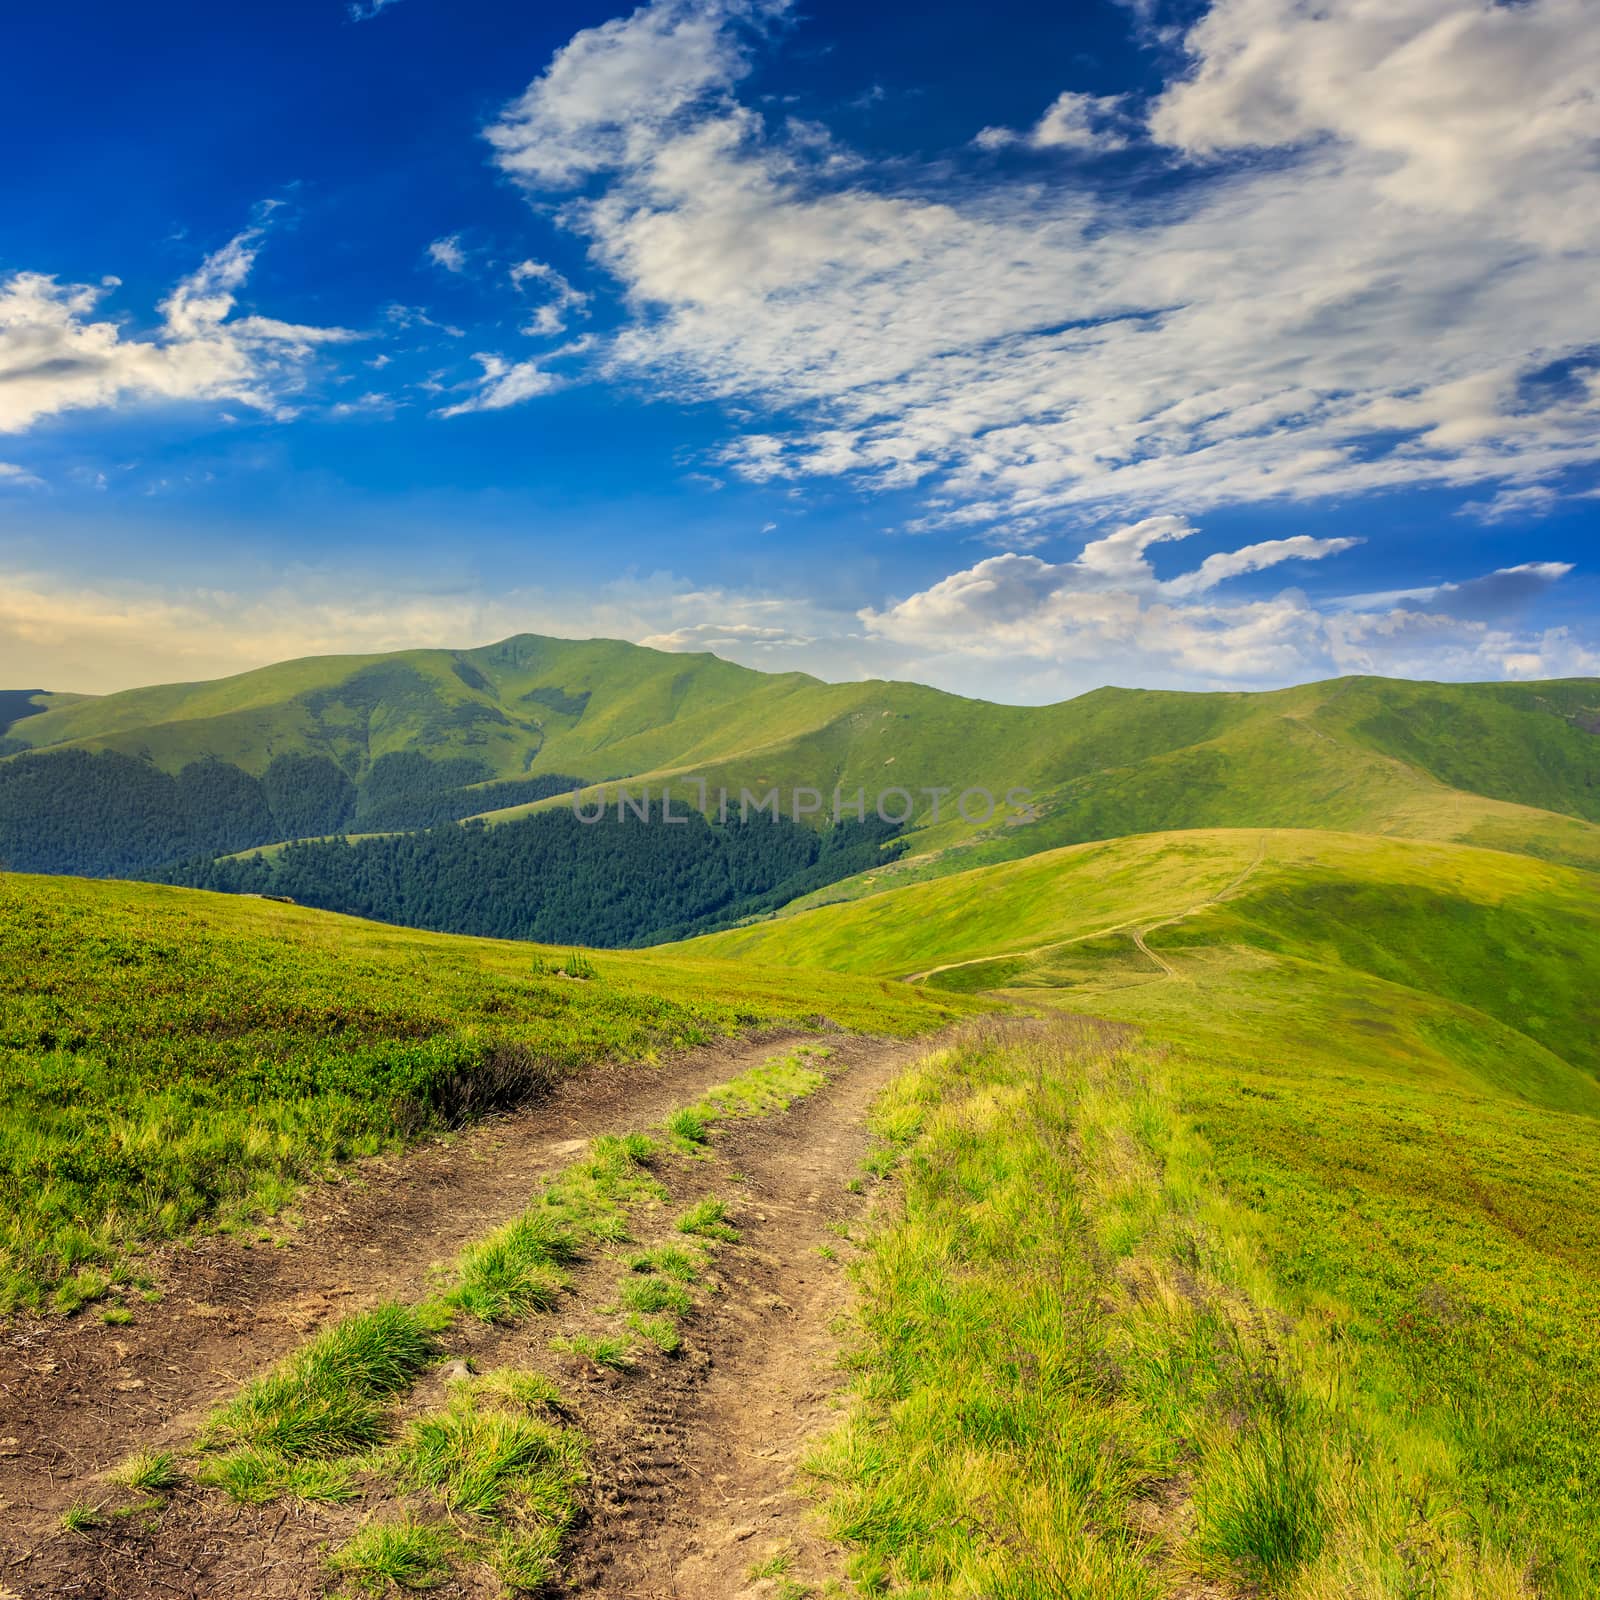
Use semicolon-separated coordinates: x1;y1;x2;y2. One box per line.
449;1215;574;1324
550;1332;633;1369
197;1447;362;1504
109;1448;181;1493
676;1197;738;1242
396;1394;583;1521
627;1313;684;1355
328;1517;456;1592
666;1106;712;1147
471;1367;565;1413
202;1302;436;1462
625;1243;702;1282
491;1524;565;1592
619;1275;692;1317
59;1500;100;1533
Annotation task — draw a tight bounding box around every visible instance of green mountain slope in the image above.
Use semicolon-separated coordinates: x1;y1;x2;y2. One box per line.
0;870;975;1312
0;689;95;751
686;827;1600;1111
674;831;1600;1587
3;636;1598;884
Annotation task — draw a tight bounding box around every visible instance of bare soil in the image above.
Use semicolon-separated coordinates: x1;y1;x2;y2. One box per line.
2;1029;929;1599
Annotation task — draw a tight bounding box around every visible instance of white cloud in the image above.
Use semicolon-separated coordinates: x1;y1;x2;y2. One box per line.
482;0;1600;535
427;235;469;273
485;0;787;188
1149;0;1600;250
509;259;591;337
859;527;1586;689
349;0;402;21
976;90;1136;153
1457;484;1563;523
435;351;565;416
638;617;814;651
0;462;44;489
0;226;356;434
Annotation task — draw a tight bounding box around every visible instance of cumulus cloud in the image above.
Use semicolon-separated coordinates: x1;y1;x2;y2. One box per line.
859;527;1587;688
976;90;1137;153
486;0;787;188
427;235;469;273
1148;0;1600;249
0;226;355;433
860;518;1362;678
482;0;1600;534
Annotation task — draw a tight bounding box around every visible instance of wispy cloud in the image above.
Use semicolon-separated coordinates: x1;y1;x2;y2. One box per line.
0;220;356;433
509;259;591;337
348;0;403;22
435;350;567;416
0;462;44;489
483;0;1600;534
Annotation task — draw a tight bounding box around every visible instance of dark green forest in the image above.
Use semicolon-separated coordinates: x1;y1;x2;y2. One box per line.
0;748;581;877
154;805;905;946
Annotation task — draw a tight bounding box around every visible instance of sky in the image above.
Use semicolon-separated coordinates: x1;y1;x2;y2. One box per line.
1;0;1597;703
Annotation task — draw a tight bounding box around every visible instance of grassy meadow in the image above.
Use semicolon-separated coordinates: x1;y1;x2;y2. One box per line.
822;1018;1600;1598
696;830;1600;1593
0;872;974;1313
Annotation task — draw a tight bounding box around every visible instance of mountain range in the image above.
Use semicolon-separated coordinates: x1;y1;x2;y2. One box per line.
3;637;1598;930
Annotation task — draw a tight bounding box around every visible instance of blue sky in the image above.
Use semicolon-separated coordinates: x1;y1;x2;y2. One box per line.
1;0;1596;700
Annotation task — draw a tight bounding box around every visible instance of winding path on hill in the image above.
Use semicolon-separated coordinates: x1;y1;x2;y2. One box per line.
904;831;1270;988
0;1027;888;1573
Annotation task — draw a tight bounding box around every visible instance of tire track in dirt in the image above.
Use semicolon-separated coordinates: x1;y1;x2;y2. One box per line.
570;1035;921;1598
5;1034;940;1598
0;1027;868;1555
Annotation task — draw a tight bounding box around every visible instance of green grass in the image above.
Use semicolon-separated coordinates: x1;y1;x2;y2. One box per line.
109;1449;182;1493
817;1020;1569;1597
0;872;969;1311
467;1367;564;1412
625;1243;702;1281
676;1197;739;1242
619;1275;693;1316
59;1500;100;1534
200;1302;439;1464
758;838;1600;1587
327;1517;457;1592
196;1448;361;1505
395;1393;584;1519
549;1332;633;1369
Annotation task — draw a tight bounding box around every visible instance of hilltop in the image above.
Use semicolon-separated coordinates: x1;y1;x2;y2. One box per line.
2;635;1598;902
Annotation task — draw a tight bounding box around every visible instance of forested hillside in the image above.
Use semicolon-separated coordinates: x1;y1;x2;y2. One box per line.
157;808;904;945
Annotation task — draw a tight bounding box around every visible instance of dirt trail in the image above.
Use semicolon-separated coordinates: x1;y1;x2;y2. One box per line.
572;1037;915;1598
0;1027;861;1551
907;831;1271;988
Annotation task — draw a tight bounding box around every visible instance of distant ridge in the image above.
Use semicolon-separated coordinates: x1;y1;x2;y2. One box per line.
1;635;1597;889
